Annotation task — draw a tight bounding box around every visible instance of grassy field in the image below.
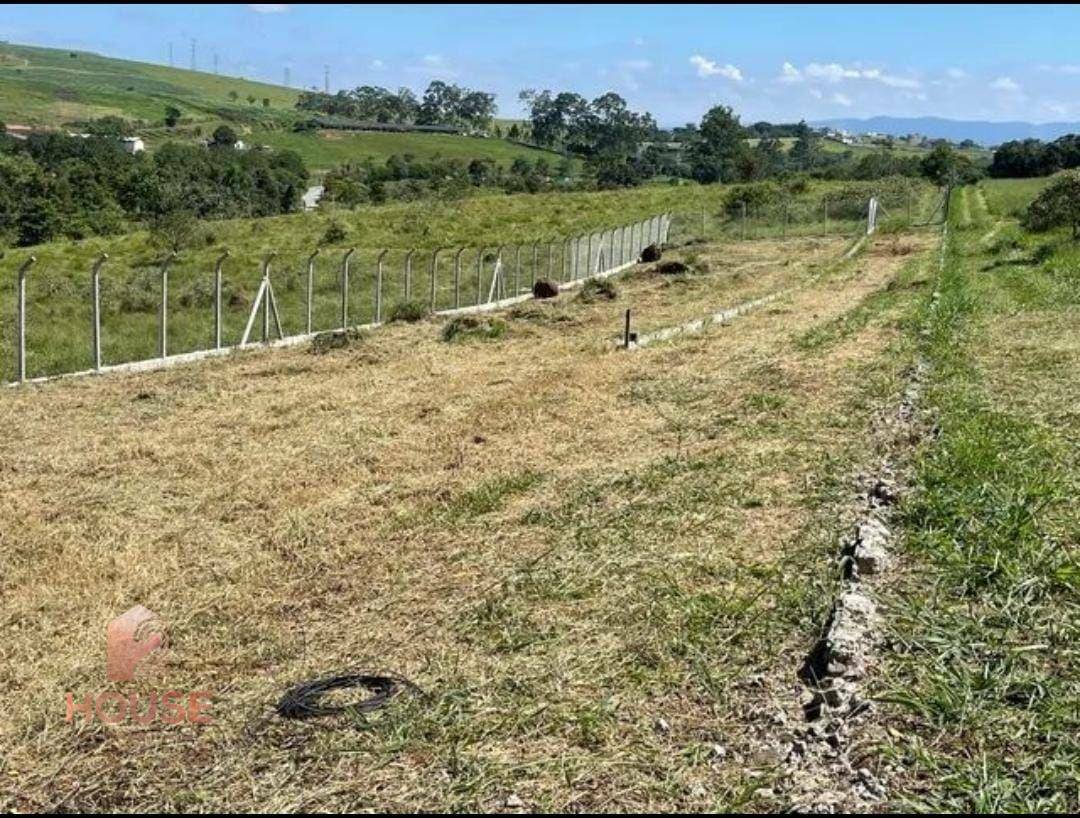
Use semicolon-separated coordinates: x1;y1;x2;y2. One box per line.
1;180;931;382
979;176;1052;218
256;128;569;173
874;186;1079;810
0;219;940;811
0;43;298;126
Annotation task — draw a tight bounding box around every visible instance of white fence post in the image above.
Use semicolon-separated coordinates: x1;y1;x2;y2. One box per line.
375;249;388;323
158;252;176;359
91;254;107;371
341;248;355;329
453;247;465;308
304;249;318;336
15;256;35;383
215;250;230;348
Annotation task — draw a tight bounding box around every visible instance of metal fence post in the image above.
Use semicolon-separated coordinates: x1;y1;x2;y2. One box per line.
532;242;540;286
375;249;388;323
341;248;355;329
453;247;464;308
585;233;593;280
158;252;176;359
214;250;230;348
562;238;570;281
91;254;107;371
15;256;35;383
304;248;318;335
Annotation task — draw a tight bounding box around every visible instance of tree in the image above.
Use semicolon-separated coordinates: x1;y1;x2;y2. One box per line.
690;105;750;183
921;144;980;185
1025;170;1080;238
228;90;239;102
246;94;257;106
262;98;271;108
164;105;182;127
788;121;822;171
752;135;786;179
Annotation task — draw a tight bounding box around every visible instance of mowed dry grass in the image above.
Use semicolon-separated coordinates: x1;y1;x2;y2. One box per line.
0;231;934;811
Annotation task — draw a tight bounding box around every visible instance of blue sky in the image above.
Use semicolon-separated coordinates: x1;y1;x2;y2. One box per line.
3;4;1079;125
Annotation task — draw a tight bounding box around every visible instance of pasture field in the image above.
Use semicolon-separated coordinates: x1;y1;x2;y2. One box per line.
979;176;1053;218
1;220;939;811
0;180;933;382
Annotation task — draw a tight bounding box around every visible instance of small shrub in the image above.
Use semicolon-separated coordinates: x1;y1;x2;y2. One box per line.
321;221;348;245
441;315;507;342
388;299;429;323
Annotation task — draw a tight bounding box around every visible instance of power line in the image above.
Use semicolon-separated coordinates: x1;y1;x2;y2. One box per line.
324;64;329;93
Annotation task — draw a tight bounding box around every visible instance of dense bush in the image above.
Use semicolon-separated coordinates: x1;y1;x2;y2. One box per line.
0;131;307;247
1024;170;1080;238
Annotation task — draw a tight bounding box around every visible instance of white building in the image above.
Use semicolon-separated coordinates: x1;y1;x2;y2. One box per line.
120;136;145;154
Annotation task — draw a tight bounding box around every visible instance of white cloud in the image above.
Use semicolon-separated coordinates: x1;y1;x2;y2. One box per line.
805;62;862;83
945;67;967;80
778;61;802;83
1039;64;1080;75
369;59;386;70
690;55;743;81
802;61;920;88
990;76;1021;92
831;92;854;107
248;4;288;12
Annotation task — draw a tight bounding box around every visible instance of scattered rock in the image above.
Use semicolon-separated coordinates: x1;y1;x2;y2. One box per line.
504;794;524;808
640;243;662;262
654;717;670;734
532;279;560;299
853;517;891;576
825;591;878;679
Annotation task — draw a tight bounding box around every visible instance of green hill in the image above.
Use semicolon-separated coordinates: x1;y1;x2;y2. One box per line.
0;42;567;172
0;42;298;126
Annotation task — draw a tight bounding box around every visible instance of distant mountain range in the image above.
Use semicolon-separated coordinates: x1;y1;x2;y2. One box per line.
812;116;1080;147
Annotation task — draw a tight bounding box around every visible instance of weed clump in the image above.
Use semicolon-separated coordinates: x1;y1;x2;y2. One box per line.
441;315;507;343
388;299;430;323
577;277;618;303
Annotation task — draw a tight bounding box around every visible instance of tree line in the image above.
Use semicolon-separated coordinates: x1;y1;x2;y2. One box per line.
296;81;497;131
0;131;307;248
989;135;1080;178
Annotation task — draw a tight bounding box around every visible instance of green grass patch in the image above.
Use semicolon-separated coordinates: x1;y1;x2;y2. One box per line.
878;189;1080;812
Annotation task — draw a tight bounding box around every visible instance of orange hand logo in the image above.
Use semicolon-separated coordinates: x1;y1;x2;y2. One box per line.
106;605;166;682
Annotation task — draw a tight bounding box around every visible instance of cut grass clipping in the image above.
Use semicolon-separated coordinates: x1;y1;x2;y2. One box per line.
441;315;507;343
576;278;618;303
389;299;430;323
